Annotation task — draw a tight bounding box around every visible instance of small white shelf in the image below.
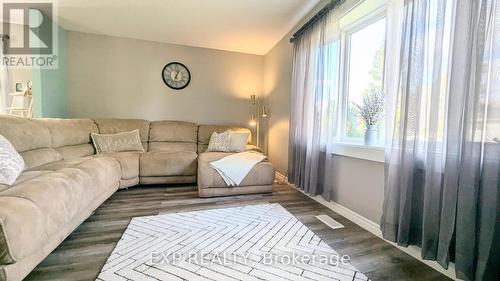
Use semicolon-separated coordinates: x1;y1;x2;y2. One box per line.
9;92;27;96
7;107;29;111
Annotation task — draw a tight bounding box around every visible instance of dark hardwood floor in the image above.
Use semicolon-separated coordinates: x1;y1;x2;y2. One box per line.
27;183;451;281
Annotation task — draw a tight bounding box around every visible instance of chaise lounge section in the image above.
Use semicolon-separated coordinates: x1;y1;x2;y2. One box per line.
197;125;275;197
0;115;274;281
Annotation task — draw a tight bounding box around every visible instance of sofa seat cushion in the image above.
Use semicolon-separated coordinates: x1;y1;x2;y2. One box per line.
93;152;140;180
148;142;197;153
0;171;52;193
0;157;120;263
26;157;120;197
140;151;197;177
28;157;92;172
197;152;275;189
67;157;122;195
20;148;63;170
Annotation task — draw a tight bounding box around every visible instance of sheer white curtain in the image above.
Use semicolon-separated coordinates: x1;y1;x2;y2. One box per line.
288;9;340;200
288;0;363;200
0;37;10;114
382;0;500;280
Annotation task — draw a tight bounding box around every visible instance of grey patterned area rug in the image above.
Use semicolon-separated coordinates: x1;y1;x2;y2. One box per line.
97;204;371;281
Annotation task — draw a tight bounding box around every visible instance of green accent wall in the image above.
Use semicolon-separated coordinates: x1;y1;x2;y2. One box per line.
32;22;68;117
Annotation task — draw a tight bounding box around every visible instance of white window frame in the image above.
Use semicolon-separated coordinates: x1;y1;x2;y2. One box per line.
332;6;387;163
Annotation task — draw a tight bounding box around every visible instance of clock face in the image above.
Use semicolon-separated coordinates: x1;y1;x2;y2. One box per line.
162;62;191;90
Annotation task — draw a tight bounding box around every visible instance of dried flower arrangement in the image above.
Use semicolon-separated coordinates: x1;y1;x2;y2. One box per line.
353;88;384;126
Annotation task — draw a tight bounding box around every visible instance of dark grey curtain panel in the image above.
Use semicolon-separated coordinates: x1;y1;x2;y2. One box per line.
381;0;500;280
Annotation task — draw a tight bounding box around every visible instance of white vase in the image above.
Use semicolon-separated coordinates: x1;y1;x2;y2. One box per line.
364;124;377;146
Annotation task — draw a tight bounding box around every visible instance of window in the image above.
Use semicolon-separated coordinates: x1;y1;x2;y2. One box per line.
342;17;386;146
326;1;387;161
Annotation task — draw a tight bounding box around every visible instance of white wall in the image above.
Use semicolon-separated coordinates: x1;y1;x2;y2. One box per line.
66;31;263;127
331;155;385;223
263;0;385;224
263;0;330;175
262;35;293;175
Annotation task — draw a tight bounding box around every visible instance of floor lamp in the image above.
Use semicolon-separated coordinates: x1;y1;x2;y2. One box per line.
249;94;269;154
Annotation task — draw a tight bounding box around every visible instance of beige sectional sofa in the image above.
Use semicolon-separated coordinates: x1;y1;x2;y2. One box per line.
0;115;274;281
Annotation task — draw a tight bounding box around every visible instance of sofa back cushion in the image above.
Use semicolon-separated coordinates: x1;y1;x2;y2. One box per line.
94;119;150;151
149;121;197;153
0;115;51;152
35;118;98;159
197;125;251;153
0;115;62;170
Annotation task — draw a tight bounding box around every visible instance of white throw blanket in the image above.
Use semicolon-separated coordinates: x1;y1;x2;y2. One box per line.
209;151;266;186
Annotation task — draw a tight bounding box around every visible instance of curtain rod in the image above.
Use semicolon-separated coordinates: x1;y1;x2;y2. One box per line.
290;0;343;43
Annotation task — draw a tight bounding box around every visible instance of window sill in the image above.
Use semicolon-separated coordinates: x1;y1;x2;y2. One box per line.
331;143;385;163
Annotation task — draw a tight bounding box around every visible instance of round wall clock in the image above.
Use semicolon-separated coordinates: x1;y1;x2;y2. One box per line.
162;62;191;90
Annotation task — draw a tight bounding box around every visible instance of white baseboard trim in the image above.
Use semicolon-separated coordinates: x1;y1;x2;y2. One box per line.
275;172;460;281
275;171;287;183
313;195;381;236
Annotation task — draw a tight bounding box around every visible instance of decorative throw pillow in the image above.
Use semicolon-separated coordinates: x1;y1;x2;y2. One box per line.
207;130;231;152
91;129;144;154
0;135;25;186
229;131;250;152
